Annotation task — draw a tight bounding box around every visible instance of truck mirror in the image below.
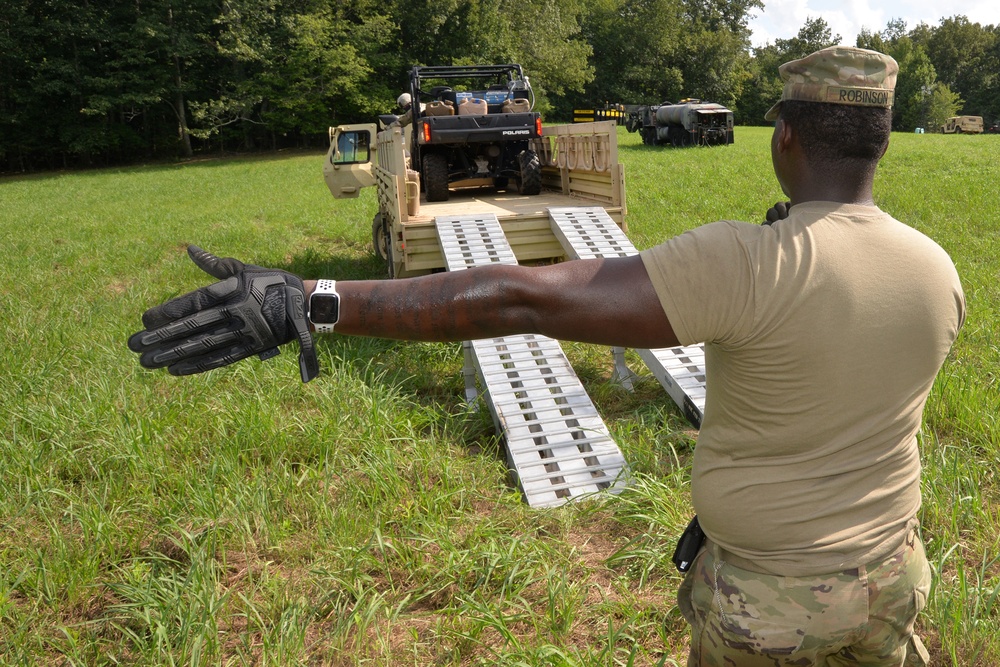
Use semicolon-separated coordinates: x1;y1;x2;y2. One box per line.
334;130;372;165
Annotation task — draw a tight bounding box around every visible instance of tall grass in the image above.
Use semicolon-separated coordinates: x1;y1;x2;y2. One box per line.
1;129;997;665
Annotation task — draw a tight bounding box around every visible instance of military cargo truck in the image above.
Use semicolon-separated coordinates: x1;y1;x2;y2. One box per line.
941;116;984;134
321;107;716;509
322;113;637;509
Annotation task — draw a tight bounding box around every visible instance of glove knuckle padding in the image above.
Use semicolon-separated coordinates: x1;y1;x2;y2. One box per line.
237;274;289;346
171;344;256;376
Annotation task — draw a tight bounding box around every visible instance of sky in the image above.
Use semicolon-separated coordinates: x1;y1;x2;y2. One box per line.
747;0;998;48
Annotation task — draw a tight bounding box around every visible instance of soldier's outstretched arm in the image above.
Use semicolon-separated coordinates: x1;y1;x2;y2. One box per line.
321;254;679;350
128;246;679;381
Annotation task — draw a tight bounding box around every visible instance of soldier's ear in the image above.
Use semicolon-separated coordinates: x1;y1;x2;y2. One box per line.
773;118;794;154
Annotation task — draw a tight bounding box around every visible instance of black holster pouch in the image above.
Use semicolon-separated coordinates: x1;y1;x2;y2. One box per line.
672;515;706;573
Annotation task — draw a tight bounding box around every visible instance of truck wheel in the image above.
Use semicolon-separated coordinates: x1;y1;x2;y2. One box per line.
371;213;389;260
423;153;450;202
517;150;542;195
493;176;510;191
371;213;394;277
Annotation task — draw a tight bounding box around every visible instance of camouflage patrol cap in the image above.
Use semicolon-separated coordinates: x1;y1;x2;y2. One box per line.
765;45;898;121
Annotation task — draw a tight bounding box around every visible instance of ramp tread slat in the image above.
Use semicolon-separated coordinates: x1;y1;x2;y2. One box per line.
435;215;628;507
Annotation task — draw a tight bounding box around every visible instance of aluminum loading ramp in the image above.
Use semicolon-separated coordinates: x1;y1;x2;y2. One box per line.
548;206;708;427
434;213;628;508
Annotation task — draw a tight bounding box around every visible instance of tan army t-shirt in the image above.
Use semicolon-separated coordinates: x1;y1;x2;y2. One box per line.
640;201;965;576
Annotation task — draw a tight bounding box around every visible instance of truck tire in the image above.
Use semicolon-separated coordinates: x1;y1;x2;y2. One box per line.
371;213;394;277
517;150;542;195
423;152;450;202
371;213;389;260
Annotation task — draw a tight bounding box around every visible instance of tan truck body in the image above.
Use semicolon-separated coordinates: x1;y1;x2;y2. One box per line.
941;116;984;134
323;121;627;278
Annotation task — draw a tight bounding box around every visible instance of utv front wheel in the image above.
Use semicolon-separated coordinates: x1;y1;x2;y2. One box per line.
423;153;450;202
517;150;542;196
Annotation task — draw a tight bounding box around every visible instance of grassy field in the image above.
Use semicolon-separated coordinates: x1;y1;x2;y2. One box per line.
1;126;998;666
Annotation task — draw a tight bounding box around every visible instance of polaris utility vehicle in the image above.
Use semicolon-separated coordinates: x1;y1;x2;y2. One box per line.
399;64;543;201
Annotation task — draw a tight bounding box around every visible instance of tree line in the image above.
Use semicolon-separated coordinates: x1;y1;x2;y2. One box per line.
1;0;997;172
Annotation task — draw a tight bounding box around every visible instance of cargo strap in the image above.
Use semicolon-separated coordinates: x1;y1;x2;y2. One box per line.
435;213;629;507
548;206;707;427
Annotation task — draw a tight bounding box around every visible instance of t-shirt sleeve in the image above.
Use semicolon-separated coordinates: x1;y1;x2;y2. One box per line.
639;221;756;346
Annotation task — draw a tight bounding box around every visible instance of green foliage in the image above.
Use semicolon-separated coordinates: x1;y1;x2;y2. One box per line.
858;24;940;131
736;16;840;124
507;0;595;115
575;0;686;107
926;83;965;130
2;3;1000;168
924;16;1000;121
564;0;759;116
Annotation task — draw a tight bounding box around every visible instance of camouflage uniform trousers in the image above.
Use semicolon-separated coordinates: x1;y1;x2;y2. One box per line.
677;530;932;666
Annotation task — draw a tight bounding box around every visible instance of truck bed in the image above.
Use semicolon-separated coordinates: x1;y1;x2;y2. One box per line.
367;121;627;277
398;183;626;274
407;188;599;223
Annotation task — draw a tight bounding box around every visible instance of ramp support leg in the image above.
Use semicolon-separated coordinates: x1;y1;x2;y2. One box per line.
462;340;479;406
611;346;638;391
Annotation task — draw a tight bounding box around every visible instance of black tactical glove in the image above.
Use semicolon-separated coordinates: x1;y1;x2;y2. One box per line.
763;201;792;226
128;245;319;382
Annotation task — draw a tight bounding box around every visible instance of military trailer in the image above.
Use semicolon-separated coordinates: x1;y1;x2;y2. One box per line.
941;116;984;134
324;119;626;279
625;99;734;147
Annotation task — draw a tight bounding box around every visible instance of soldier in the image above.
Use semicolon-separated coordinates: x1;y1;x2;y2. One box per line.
128;46;964;665
395;92;417;127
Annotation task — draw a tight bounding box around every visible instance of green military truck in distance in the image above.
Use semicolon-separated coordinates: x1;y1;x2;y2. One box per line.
941;115;984;134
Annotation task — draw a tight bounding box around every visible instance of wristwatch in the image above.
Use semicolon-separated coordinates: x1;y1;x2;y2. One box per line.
309;279;340;333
